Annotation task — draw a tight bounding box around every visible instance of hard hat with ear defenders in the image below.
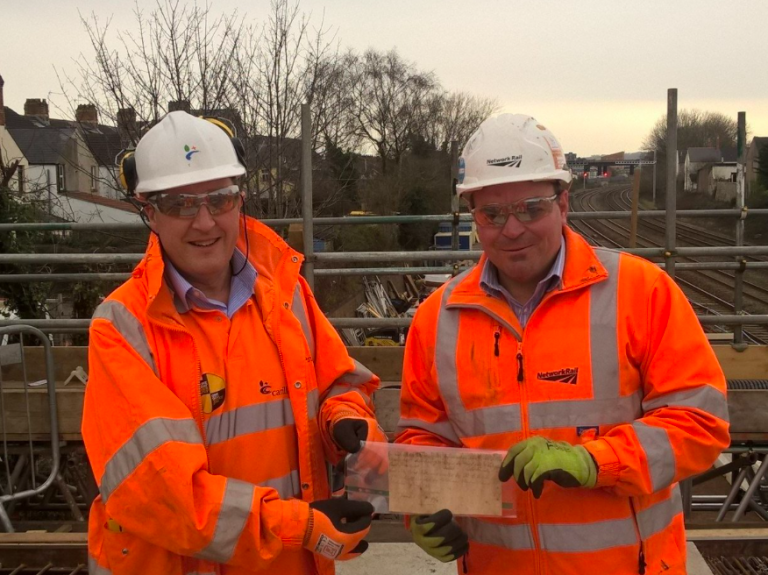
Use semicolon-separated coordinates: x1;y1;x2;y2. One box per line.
118;111;246;196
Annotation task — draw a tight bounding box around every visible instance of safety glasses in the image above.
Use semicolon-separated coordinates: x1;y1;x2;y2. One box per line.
471;193;561;227
145;185;241;218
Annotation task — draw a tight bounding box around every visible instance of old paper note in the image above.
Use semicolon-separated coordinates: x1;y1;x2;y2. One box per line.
388;448;503;516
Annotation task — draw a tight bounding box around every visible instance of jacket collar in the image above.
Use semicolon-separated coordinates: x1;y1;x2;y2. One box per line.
447;226;609;311
133;216;303;328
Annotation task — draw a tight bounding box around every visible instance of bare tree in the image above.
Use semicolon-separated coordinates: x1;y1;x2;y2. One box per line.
64;0;246;140
643;109;740;158
427;91;498;151
347;49;440;174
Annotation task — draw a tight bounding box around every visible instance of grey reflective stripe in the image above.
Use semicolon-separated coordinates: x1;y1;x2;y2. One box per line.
89;556;113;575
324;383;371;406
337;359;374;386
528;391;643;430
643;386;729;422
526;248;641;430
196;479;254;563
436;270;524;437
292;284;315;361
396;418;462;445
539;516;637;552
637;484;683;539
93;300;157;374
260;469;301;499
101;418;203;502
633;421;676;491
459;517;534;550
205;400;294;445
308;388;319;420
324;359;375;406
462;489;680;554
590;249;621;402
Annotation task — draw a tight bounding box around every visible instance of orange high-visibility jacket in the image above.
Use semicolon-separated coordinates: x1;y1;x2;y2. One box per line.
83;216;380;575
397;227;729;575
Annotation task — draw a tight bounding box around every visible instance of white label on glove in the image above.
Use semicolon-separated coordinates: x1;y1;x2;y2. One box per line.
314;534;343;559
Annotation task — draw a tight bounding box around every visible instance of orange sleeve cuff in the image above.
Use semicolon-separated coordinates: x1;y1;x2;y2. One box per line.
585;439;622;488
279;499;311;548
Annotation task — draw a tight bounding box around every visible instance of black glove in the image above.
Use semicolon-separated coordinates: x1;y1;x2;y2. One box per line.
411;509;469;562
304;498;375;560
332;418;370;453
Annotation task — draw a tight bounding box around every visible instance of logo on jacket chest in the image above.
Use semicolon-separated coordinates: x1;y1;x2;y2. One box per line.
537;367;579;384
200;373;226;414
260;380;288;396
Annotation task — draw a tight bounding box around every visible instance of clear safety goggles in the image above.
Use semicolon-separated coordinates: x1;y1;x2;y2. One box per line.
471;193;561;227
145;185;241;218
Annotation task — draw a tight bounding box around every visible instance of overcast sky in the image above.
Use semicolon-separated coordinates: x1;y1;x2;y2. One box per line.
3;0;767;155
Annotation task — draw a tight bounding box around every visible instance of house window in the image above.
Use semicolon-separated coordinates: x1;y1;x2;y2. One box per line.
91;166;98;192
56;165;67;192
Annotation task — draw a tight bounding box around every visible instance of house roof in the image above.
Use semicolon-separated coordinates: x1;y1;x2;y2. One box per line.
719;147;738;162
62;191;140;213
8;127;75;165
3;107;37;129
80;125;124;166
687;147;721;163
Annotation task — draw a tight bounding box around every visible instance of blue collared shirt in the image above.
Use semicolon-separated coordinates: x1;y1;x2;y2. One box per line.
164;248;257;319
480;236;566;328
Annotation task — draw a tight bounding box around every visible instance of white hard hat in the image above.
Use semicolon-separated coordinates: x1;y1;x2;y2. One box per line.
456;113;571;196
133;111;245;195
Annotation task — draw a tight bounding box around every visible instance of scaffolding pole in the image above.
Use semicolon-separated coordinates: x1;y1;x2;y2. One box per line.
665;88;678;278
734;111;747;345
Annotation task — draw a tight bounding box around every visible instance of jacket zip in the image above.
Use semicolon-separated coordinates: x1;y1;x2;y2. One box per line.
494;327;501;357
628;498;646;574
515;337;542;575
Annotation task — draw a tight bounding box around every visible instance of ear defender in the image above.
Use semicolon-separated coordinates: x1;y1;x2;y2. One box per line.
118;151;138;196
202;116;246;168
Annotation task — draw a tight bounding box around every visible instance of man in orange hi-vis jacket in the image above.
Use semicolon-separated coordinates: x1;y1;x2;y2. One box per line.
397;114;729;574
83;111;386;575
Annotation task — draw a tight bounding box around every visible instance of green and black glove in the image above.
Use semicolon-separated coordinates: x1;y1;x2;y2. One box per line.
411;509;469;563
499;436;598;498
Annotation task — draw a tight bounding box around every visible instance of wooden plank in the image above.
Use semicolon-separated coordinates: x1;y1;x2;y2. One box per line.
727;390;768;433
0;343;22;366
0;532;88;544
713;345;768;380
373;387;401;436
1;346;88;383
706;333;734;342
348;346;404;383
0;382;85;440
1;345;765;441
5;345;767;384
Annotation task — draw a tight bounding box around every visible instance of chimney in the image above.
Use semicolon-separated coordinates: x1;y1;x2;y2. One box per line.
24;98;49;120
117;107;138;143
0;75;5;127
76;103;99;125
168;100;191;114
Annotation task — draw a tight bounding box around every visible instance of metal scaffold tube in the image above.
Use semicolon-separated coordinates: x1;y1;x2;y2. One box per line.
734;111;747;345
665;88;678;279
301;103;315;291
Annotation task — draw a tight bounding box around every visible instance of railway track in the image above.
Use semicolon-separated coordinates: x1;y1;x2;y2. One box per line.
570;186;768;344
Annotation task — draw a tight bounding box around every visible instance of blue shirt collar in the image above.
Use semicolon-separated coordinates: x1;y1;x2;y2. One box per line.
163;248;257;318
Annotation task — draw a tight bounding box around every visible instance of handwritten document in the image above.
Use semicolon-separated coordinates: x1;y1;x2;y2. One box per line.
388;449;503;516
